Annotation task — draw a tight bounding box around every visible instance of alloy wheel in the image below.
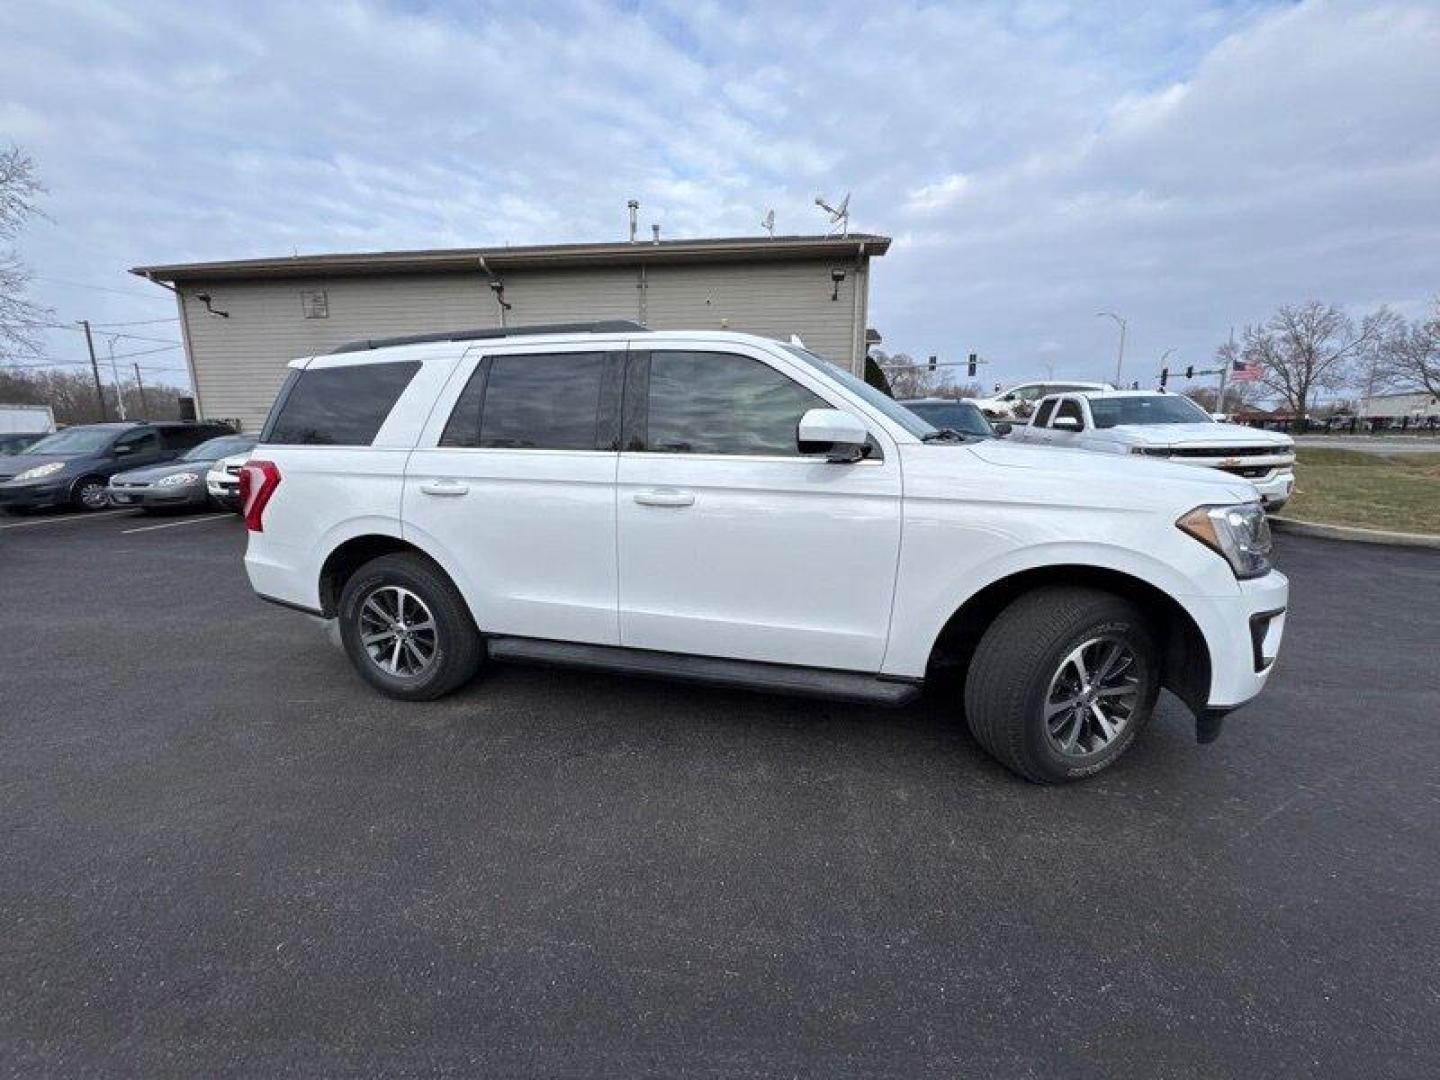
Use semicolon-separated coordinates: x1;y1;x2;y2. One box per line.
358;585;438;678
1043;635;1142;757
77;481;109;510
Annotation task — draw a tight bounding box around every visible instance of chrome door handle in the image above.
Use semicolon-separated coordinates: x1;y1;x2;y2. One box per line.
633;488;695;508
419;479;469;497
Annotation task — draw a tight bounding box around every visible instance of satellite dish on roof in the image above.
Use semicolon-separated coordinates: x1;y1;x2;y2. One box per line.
814;192;851;237
762;209;775;238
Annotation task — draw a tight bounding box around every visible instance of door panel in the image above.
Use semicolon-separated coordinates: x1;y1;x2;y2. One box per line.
403;346;622;645
616;346;902;672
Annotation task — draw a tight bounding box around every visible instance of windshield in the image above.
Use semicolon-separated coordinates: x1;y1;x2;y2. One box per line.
902;401;994;436
1089;395;1212;428
22;428;119;455
183;435;257;461
780;345;934;438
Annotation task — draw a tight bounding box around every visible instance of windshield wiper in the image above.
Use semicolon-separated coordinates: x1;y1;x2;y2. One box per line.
921;427;971;443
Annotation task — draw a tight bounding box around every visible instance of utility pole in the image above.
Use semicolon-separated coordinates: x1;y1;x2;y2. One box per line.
106;338;127;420
133;362;149;416
79;319;108;421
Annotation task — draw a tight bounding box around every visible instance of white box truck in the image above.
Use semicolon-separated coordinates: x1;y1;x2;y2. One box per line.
0;404;57;435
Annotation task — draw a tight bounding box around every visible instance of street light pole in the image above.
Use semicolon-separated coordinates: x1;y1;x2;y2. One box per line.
1097;311;1127;386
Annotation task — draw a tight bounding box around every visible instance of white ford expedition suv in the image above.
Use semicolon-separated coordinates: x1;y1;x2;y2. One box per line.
240;322;1287;783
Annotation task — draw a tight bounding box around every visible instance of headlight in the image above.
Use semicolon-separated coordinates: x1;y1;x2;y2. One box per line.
1178;502;1273;579
14;461;66;481
156;472;201;487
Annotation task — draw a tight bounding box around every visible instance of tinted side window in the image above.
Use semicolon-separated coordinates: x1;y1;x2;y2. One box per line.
440;352;611;450
1033;399;1057;427
1056;399;1085;426
266;361;421;446
115;429;161;455
644;351;825;456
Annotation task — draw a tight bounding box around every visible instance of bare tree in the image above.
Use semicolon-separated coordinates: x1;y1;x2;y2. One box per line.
1377;296;1440;399
1242;302;1388;430
0;366;188;424
0;145;50;359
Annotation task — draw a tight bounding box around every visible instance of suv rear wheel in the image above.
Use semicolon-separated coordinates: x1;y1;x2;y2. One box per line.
337;553;483;701
963;586;1160;783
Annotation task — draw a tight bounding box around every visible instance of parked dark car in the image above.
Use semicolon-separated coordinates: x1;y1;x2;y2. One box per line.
0;432;47;456
108;433;258;512
898;398;1009;437
0;421;235;512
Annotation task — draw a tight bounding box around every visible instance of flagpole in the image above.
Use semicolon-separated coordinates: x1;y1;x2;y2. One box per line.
1218;326;1233;415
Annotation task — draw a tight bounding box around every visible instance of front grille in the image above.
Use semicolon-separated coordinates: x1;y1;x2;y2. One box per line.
1169;446;1284;459
1218;465;1274;479
224;465;242;476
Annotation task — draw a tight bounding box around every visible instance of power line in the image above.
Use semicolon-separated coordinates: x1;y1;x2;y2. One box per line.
31;275;174;301
40;322;181;346
90;317;179;327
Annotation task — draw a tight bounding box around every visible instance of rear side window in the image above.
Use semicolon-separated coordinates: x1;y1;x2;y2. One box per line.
265;360;421;446
1033;399;1057;427
439;352;615;450
642;350;825;456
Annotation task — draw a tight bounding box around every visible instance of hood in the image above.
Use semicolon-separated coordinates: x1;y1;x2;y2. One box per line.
112;461;206;484
1111;422;1293;448
210;451;253;470
963;438;1256;503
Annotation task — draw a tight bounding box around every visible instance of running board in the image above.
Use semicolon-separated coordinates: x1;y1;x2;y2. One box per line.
485;637;922;707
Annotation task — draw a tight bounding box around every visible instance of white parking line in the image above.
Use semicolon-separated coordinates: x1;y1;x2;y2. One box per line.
0;509;131;530
121;513;235;534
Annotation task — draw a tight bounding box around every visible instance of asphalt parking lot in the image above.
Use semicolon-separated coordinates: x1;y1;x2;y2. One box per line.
2;509;1437;1078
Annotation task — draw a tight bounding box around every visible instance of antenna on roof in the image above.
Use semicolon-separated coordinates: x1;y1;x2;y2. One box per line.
762;209;775;238
814;192;850;237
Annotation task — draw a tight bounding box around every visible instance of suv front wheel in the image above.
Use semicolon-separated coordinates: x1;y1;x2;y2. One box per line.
337;553;484;701
963;587;1161;783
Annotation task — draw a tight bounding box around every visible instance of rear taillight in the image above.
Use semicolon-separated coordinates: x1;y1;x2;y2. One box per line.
238;460;281;532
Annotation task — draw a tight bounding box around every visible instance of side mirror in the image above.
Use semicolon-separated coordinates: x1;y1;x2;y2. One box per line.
798;408;869;463
1052;416;1083;432
1210;413;1227;423
993;421;1012;436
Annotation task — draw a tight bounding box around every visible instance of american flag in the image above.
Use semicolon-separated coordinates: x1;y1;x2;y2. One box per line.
1230;357;1262;382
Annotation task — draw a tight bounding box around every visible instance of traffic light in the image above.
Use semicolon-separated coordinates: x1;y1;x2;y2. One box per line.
967;352;977;377
928;355;937;373
1185;365;1194;380
1159;367;1169;389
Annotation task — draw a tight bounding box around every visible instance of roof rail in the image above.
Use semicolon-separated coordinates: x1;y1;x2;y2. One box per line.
329;320;649;355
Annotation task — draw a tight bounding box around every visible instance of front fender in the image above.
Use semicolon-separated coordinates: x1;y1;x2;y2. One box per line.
882;538;1232;678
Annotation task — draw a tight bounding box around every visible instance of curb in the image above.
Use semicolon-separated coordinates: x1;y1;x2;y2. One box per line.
1271;516;1440;549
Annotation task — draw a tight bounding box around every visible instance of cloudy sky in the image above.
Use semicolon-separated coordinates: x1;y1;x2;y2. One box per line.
2;0;1438;391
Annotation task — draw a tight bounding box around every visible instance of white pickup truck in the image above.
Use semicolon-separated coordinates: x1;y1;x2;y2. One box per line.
1010;390;1296;509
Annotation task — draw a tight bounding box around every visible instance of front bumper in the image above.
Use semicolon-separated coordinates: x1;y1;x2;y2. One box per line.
206;478;240;506
1184;569;1289;711
1251;470;1294;505
0;479;70;510
108;482;209;508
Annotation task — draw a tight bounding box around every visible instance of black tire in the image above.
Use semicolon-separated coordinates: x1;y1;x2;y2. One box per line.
337;552;484;701
71;475;110;511
963;586;1161;783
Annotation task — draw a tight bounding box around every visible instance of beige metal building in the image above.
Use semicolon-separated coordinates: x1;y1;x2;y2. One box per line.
132;234;890;432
